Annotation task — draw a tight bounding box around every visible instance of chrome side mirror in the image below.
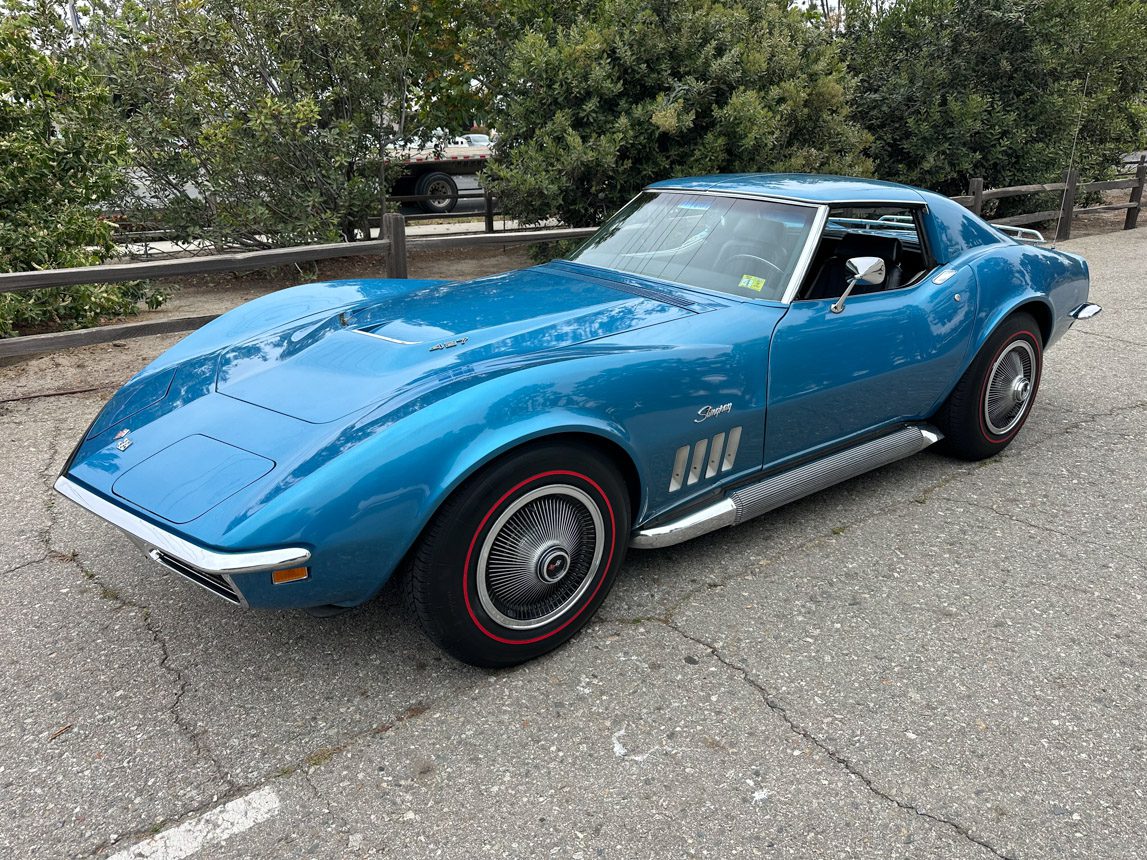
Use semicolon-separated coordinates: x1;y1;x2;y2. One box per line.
831;256;886;314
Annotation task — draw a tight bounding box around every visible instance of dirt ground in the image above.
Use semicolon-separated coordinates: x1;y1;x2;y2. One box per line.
0;244;536;400
139;243;537;323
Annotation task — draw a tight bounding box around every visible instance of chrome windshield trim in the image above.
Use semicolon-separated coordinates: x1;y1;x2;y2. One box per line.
54;476;311;575
653;186;825;210
780;204;829;305
653;187;924;208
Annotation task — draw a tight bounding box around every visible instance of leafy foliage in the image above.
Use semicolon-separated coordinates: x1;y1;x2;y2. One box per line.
86;0;491;248
0;0;162;337
483;0;873;227
837;0;1147;195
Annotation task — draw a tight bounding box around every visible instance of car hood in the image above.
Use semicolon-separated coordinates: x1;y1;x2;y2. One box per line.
214;263;700;423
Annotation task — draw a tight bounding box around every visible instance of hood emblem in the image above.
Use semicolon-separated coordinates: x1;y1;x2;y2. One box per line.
429;336;468;352
695;403;732;423
114;429;133;451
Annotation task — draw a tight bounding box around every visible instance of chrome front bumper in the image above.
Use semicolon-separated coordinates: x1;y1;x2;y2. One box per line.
53;476;311;605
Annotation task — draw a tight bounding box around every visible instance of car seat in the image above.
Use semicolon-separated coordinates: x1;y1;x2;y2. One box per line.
804;233;904;301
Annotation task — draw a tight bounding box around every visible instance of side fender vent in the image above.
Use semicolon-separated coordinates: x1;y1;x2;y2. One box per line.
669;427;742;492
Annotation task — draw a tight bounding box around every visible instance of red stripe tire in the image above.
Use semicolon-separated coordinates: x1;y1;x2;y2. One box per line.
934;312;1043;461
404;442;630;667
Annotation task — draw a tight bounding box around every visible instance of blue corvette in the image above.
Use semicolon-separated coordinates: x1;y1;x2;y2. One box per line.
56;174;1099;666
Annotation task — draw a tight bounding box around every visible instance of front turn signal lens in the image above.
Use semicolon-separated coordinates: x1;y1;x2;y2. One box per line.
272;566;310;584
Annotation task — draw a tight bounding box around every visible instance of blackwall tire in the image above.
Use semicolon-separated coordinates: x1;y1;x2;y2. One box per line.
415;171;459;214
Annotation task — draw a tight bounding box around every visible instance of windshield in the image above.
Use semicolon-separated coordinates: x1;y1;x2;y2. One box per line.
569;192;818;301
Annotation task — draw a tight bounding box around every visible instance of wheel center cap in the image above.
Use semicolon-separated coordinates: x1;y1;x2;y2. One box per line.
537;547;571;584
1011;376;1031;404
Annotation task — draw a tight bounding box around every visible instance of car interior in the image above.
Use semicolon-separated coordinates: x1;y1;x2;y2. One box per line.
795;206;935;301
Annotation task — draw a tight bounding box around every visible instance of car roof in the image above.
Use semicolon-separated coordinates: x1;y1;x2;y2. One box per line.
647;173;927;205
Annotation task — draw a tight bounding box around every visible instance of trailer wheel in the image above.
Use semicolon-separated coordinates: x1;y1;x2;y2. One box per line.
416;172;458;214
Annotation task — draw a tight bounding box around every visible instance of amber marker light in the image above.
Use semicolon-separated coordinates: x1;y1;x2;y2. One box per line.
271;567;310;584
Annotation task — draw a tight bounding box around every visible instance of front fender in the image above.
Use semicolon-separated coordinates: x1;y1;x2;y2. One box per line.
228;309;770;609
229;378;644;609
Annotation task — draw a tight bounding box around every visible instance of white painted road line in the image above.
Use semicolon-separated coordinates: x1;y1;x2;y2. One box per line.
105;787;281;860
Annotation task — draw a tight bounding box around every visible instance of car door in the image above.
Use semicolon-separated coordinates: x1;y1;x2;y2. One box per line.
764;264;977;466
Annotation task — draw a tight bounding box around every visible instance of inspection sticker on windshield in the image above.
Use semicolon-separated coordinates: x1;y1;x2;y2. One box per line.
738;274;767;292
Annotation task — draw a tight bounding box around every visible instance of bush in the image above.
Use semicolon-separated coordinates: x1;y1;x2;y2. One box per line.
837;0;1147;195
0;0;162;337
84;0;488;248
483;0;872;227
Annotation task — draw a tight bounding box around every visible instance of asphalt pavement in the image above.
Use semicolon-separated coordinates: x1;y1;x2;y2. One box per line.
0;228;1144;860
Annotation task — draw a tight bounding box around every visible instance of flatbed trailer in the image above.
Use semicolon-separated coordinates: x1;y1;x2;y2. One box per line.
388;144;492;213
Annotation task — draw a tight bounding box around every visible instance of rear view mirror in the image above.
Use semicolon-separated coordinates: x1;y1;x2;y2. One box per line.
846;256;886;286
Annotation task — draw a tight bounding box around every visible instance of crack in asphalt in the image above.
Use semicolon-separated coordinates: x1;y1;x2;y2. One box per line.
596;401;1147;858
32;405;240;795
661;620;1019;860
1069;328;1147;348
144;608;239;794
67;552;238;795
941;496;1147;572
36;413;67;554
611;457;982;629
0;554;50;577
82;698;436;857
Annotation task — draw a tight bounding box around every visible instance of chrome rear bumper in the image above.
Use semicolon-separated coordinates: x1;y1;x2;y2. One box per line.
1069;303;1102;320
53;476;310;604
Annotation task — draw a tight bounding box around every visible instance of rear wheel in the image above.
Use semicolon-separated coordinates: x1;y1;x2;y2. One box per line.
416;171;458;214
404;442;630;667
934;312;1043;460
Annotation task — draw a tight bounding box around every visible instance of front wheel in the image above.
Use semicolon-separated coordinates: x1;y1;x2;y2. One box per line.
934;312;1043;460
404;443;630;667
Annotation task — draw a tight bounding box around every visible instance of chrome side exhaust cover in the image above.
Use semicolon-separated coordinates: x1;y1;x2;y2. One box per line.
631;425;942;549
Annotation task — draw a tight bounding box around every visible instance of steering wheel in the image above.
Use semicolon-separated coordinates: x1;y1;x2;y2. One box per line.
726;253;784;280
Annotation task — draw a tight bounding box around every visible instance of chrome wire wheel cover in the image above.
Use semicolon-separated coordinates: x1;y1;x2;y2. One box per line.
984;340;1037;435
476;485;605;630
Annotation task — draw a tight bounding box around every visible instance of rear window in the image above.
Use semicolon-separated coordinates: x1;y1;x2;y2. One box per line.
824;205;921;247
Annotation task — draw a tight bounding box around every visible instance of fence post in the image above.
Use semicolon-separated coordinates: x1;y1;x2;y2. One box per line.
1055;169;1078;242
384;213;407;279
969;177;984;216
1125;155;1145;230
484;190;495;233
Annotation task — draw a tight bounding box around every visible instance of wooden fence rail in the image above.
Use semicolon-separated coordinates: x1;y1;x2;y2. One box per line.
1;160;1144;358
959;155;1146;239
0;218;596;358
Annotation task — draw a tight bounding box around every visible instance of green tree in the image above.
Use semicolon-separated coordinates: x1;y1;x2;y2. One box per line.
837;0;1147;195
483;0;872;227
0;0;159;338
85;0;490;248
